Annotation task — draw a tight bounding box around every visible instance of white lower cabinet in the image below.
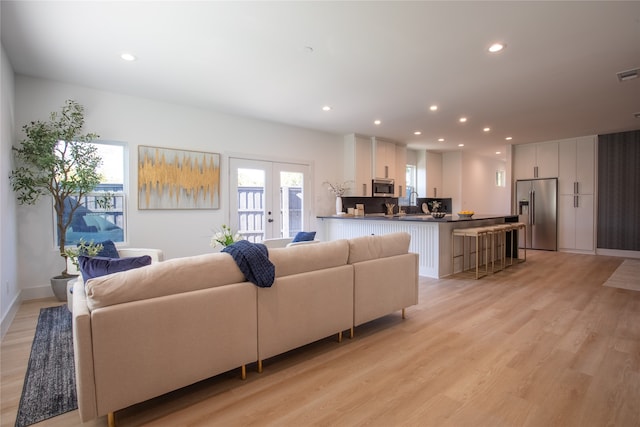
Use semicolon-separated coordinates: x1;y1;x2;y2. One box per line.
559;194;594;252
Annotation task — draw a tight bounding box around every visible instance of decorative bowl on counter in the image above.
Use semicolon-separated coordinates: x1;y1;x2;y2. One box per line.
431;212;446;219
457;210;474;219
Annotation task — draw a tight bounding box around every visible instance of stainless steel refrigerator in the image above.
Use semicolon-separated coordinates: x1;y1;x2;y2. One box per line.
516;178;558;250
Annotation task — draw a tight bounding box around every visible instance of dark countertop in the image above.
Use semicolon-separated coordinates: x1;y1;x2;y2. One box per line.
317;214;514;223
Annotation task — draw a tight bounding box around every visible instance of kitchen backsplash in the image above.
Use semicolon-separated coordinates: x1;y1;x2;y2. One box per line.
341;197;452;215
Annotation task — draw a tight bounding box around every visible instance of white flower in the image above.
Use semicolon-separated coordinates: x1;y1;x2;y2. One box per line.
323;180;352;197
210;224;243;248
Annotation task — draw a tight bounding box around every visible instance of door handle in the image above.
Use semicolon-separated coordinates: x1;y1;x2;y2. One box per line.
530;190;535;225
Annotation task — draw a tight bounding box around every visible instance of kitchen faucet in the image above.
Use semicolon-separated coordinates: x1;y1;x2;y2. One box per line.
408;189;419;206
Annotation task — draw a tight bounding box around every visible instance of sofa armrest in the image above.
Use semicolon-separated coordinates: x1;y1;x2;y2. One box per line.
117;248;164;262
262;238;293;248
72;280;99;421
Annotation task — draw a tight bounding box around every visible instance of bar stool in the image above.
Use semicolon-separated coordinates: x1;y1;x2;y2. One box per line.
511;222;527;263
485;224;507;273
452;227;491;279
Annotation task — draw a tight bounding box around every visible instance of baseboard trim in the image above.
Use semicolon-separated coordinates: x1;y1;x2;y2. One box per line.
0;293;20;340
21;284;55;301
596;248;640;259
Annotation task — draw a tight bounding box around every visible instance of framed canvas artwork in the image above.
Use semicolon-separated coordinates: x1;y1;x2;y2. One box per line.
138;145;220;209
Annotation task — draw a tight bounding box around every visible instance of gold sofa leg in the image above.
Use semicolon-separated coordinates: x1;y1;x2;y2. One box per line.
338;331;343;343
350;327;354;339
241;364;247;380
402;308;406;319
257;360;263;373
108;412;115;427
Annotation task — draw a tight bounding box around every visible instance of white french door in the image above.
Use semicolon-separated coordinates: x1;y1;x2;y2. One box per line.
229;157;310;242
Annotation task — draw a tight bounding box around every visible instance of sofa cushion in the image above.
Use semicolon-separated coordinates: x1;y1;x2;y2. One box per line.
291;231;316;243
79;255;152;281
347;232;411;264
85;253;246;310
268;239;349;278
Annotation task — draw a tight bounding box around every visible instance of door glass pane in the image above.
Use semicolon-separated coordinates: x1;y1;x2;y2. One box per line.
279;171;304;238
237;168;265;243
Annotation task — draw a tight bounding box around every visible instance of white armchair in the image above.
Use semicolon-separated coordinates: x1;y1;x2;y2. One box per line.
66;247;164;310
262;237;320;249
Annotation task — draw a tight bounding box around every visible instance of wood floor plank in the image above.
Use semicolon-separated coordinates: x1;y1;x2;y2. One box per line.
1;251;639;426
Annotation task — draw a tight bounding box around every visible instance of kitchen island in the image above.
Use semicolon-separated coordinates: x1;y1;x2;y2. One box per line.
317;214;513;278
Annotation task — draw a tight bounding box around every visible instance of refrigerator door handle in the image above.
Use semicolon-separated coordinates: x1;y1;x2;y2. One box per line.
530;189;535;225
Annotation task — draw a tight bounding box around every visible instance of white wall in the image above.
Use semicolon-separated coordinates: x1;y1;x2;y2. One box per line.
442;151;510;215
442;152;462;212
14;75;344;298
1;44;19;337
461;153;510;215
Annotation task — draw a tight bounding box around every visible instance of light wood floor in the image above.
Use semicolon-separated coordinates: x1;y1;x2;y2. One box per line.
2;251;639;427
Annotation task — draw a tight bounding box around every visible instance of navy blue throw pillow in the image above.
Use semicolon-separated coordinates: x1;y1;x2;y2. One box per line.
78;255;151;281
97;240;120;258
291;231;316;243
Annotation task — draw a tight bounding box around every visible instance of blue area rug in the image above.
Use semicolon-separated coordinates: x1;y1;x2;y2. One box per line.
15;305;77;427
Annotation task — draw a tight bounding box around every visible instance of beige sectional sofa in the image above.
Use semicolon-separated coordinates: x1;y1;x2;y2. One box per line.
72;232;418;423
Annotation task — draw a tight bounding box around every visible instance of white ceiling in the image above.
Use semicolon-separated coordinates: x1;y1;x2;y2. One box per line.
2;1;639;159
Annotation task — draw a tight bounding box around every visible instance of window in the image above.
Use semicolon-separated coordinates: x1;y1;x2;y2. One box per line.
399;165;417;205
58;141;127;246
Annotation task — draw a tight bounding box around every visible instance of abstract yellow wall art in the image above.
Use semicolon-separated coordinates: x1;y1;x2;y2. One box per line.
138;146;220;209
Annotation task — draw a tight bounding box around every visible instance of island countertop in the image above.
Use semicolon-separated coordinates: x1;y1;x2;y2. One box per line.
317;213;510;222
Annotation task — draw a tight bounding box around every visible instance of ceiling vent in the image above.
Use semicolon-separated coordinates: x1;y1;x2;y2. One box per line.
617;68;639;82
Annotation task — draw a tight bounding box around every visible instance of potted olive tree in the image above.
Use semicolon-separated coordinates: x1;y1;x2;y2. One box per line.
10;100;102;300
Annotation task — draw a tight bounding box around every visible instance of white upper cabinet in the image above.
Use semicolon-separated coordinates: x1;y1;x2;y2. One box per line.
344;134;373;196
373;137;396;179
395;144;407;197
558;136;595;195
345;135;404;196
514;141;559;180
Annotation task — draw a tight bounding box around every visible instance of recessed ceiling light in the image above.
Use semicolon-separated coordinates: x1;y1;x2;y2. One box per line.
483;127;491;132
438;138;445;142
374;120;381;125
505;136;513;141
458;144;465;147
488;43;505;53
414;131;422;135
120;53;136;61
459;117;467;123
429;105;438;111
322;106;331;111
496;151;502;155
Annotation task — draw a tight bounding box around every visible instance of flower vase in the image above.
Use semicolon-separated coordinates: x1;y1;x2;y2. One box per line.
336;196;343;215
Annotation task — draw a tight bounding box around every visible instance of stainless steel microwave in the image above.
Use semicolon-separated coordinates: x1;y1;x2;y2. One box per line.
372;178;395;197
